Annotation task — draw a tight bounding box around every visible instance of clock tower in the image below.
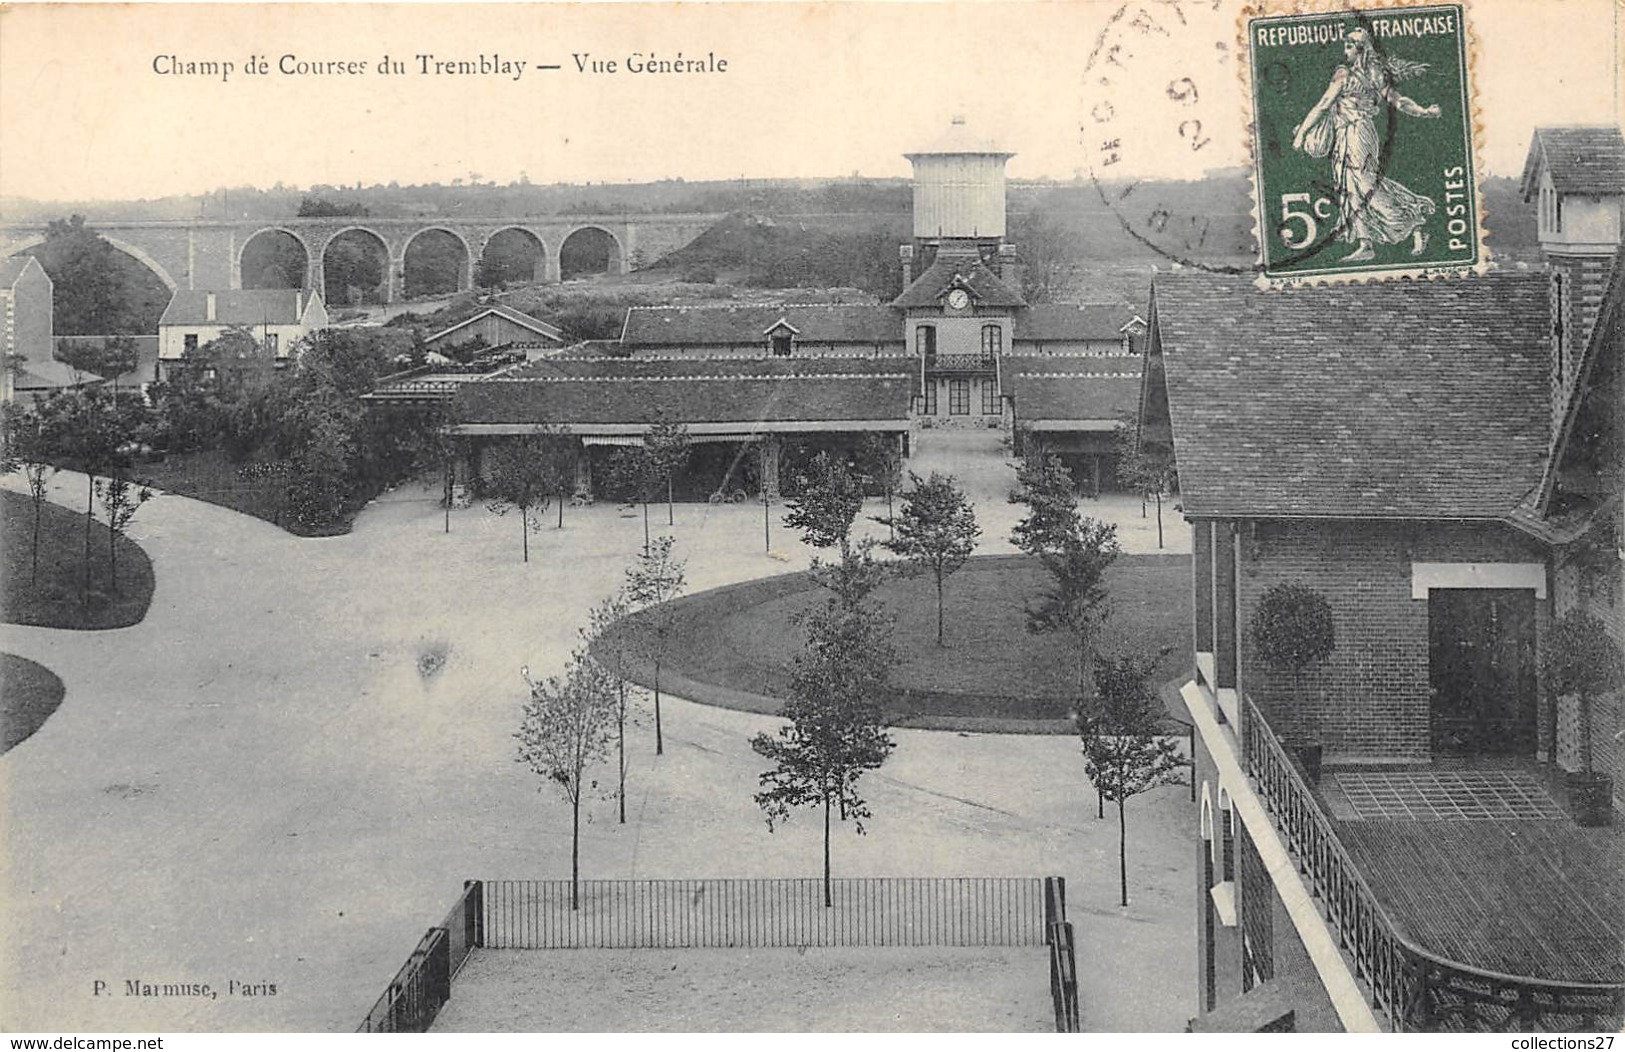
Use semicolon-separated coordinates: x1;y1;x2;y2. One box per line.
896;117;1026;423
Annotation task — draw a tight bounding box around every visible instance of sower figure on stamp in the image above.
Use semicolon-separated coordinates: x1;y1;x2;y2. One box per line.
1292;26;1442;261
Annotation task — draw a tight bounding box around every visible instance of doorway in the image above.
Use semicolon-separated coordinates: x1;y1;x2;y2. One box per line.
1427;588;1537;756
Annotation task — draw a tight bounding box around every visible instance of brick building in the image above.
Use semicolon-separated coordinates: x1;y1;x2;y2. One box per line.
1146;127;1624;1032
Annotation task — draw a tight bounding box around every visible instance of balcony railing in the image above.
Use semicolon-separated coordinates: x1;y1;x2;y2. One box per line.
924;353;997;373
1240;694;1624;1032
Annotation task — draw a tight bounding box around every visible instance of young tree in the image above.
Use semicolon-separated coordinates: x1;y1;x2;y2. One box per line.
539;431;578;530
1079;647;1187;907
784;451;887;608
585;591;640;824
604;445;661;553
36;386;129;603
644;417;691;527
94;476;153;594
516;651;616;911
883;472;980;647
785;451;864;550
484;434;556;563
856;432;904;542
752;595;896;907
625;535;686;756
1011;452;1121;700
1010;451;1080;556
1113;413;1177;549
2;405;58;585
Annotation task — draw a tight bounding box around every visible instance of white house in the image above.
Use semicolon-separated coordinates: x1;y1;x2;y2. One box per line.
157;288;327;376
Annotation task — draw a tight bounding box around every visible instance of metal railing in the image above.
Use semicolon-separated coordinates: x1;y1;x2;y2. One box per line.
479;877;1046;950
357;881;483;1033
925;353;997;373
1045;876;1080;1032
1241;695;1625;1032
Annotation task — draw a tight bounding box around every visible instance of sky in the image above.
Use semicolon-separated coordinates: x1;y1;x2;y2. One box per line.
0;0;1619;202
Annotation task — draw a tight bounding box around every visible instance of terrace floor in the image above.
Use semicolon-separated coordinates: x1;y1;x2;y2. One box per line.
1319;763;1624;985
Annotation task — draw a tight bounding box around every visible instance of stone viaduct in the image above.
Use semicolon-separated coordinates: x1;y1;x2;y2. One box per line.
0;214;723;302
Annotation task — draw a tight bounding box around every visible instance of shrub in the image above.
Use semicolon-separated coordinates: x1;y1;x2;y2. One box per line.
1250;583;1335;671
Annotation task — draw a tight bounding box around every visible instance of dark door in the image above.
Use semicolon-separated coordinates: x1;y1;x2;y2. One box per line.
1428;588;1537;755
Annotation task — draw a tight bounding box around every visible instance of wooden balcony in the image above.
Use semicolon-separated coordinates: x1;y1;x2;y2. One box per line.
1240;694;1625;1032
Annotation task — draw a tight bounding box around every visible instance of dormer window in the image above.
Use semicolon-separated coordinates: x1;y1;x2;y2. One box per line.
763;317;800;357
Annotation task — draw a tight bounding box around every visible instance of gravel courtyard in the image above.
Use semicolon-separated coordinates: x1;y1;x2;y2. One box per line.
0;468;1193;1032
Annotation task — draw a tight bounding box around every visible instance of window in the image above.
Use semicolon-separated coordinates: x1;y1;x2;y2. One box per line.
916;324;937;358
771;333;792;357
183;333;198;355
921;380;938;415
981;379;1000;415
264;333;279;357
948;378;970;415
980;324;1002;357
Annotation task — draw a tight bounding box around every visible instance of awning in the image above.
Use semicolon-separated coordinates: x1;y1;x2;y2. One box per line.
581;435;645;447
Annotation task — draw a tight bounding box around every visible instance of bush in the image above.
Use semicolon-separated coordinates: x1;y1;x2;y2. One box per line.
1250;583;1335;671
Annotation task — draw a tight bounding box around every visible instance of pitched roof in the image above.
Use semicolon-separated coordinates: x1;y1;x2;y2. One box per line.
1537;241;1625;517
0;256;45;288
1151;271;1551;519
159;289;319;327
904;118;1013;159
1017;303;1141;342
892;250;1025;309
1521;126;1625;198
454;371;914;429
503;355;914;381
424;303;564;344
1008;374;1143;424
620;303;899;347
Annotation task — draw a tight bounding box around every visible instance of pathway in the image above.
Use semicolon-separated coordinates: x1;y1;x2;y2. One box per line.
0;470;1193;1032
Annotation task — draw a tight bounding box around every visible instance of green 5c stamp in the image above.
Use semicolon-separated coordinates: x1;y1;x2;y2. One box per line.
1246;4;1481;281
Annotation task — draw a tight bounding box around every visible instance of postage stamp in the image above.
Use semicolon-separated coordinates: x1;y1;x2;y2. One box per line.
1243;3;1483;281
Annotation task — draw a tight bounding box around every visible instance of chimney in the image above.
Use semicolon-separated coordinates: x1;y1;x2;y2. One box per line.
996;242;1023;293
899;244;914;287
205;292;217;322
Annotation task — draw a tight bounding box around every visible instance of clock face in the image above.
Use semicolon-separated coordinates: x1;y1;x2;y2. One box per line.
946;289;970;311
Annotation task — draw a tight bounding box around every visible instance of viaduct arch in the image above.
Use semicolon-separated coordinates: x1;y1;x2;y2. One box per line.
0;214;720;304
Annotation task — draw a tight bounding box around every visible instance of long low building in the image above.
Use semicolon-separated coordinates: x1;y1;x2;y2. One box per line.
372;119;1151;499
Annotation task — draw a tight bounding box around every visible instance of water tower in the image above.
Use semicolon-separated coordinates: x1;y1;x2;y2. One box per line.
903;116;1014;271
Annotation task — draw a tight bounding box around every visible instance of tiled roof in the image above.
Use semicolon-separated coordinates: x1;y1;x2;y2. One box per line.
1008;372;1143;423
504;355;915;381
1152;271;1551;519
159;289;318;327
1017;303;1141;342
454;370;914;429
1521;126;1625;198
893;251;1026;309
620;303;899;347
